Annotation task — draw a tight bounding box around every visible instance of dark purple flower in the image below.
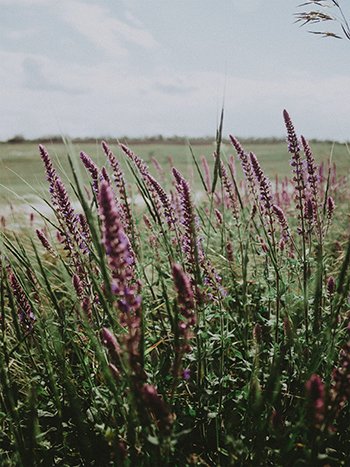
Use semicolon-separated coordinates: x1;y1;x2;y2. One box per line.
80;151;100;194
9;270;35;331
98;181;140;315
146;173;177;228
327;196;335;221
139;383;173;433
216;155;239;221
283;110;306;234
102;141;134;237
327;276;336;296
39;144;59;199
229;135;257;197
301;135;320;226
36;229;54;254
272;205;290;242
306;374;325;427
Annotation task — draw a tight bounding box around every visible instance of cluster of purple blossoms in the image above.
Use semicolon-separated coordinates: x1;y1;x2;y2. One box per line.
80;151;101;195
98;181;140;316
217;156;239;222
39;144;59;201
36;229;55;255
283;110;306;231
172;168;200;270
327;196;335;222
301;136;320;226
305;374;325;428
272;205;290;244
8;270;36;331
331;339;350;412
229;135;257;198
146;173;177;228
172;263;195;341
39;145;90;258
102;141;134;237
119;143;161;214
250;152;273;214
139;384;173;434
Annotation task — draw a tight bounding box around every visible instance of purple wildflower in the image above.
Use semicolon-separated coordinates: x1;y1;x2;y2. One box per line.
306;374;325;427
72;273;84;299
331;340;350;417
102;141;134;237
327;196;335;221
172;168;200;271
101;327;121;362
39;144;59;199
36;229;55;255
215;208;223;225
301;136;320;226
229;136;257;197
272;205;290;242
9;270;35;331
327;276;336;297
216;156;239;221
101;166;111;184
119;143;161;212
54;179;79;249
80;151;100;195
139;384;173;434
146;174;177;228
151;156;165;181
98;181;140;315
283;110;306;234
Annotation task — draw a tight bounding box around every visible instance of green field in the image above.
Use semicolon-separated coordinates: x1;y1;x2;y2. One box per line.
0;140;349;205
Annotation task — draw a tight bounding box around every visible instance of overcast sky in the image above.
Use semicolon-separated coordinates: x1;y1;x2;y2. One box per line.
0;0;349;140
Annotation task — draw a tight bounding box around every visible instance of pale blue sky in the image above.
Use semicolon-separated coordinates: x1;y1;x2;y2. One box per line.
0;0;349;140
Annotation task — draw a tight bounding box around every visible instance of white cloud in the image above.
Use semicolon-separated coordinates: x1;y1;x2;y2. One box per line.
57;1;159;58
4;28;37;40
0;49;349;141
0;0;48;4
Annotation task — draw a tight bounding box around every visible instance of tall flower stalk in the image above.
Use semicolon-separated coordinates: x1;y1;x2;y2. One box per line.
98;181;143;376
102;141;135;244
283;109;309;344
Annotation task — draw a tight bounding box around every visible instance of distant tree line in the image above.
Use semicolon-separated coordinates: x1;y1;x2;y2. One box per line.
2;134;347;146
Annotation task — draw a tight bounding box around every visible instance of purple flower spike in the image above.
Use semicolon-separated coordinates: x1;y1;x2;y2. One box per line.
172;263;196;352
39;144;59;199
306;374;325;427
36;229;55;254
283;110;306;235
229;136;256;197
101;327;121;361
146;174;177;228
283;110;301;156
327;196;335;221
80;151;100;194
216;155;239;221
327;276;336;296
98;181;140;315
9;270;35;331
102;141;133;235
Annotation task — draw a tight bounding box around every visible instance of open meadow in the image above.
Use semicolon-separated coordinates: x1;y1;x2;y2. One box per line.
1;139;349;202
1;113;350;465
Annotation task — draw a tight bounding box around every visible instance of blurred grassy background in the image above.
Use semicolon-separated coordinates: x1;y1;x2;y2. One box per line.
0;140;349;205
